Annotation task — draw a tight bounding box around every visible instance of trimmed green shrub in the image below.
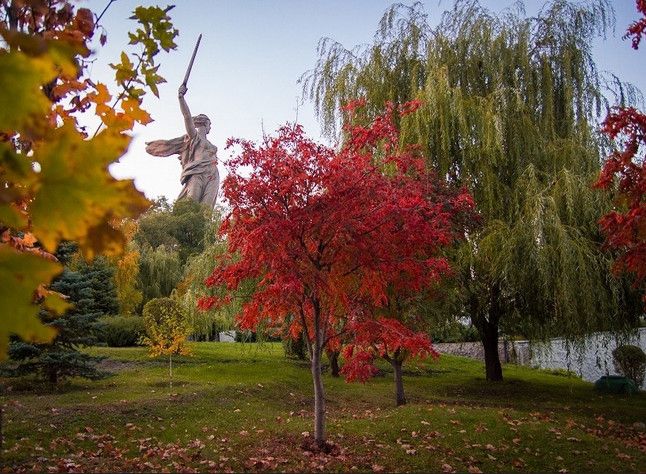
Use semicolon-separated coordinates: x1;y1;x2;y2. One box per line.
95;316;145;347
431;320;479;343
613;344;646;388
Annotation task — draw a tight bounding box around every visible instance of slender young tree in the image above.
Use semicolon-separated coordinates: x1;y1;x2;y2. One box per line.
303;0;641;381
142;297;191;388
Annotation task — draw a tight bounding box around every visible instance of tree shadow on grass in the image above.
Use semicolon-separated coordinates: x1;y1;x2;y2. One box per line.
422;375;646;419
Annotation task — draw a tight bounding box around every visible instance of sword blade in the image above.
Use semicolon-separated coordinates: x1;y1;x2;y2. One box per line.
182;34;202;87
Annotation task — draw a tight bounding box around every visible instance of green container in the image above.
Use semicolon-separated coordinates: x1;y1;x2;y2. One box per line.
594;375;638;395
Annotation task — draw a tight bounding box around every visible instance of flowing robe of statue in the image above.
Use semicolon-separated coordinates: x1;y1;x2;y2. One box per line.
145;85;219;209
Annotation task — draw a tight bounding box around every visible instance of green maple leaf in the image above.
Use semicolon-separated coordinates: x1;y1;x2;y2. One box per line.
0;52;55;132
0;246;63;359
30;124;149;256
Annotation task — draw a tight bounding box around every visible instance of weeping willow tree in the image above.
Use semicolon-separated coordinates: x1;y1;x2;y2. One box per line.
137;243;183;306
302;0;642;381
173;210;252;340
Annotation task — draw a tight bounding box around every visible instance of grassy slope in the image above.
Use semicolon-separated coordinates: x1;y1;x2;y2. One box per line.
1;342;645;472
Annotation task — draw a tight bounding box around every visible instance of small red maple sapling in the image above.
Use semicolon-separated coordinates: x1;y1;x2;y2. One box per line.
342;318;440;406
336;100;475;406
200;100;474;447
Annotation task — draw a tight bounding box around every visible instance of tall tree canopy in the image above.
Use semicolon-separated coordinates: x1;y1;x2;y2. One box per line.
134;198;217;313
135;199;211;266
303;0;642;380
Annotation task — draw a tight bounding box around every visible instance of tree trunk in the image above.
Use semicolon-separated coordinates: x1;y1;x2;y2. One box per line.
391;358;406;406
169;354;173;388
327;350;340;377
471;281;504;382
48;369;58;386
311;344;326;447
480;321;503;381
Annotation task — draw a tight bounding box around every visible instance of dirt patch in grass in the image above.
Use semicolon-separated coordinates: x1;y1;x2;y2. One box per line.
97;359;139;373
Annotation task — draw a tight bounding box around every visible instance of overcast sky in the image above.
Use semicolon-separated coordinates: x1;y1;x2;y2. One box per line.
84;0;645;203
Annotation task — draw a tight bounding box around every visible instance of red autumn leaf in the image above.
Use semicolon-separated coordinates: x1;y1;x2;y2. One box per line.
596;2;646;303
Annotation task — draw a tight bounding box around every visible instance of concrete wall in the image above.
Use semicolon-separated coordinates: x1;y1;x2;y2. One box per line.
433;341;508;362
218;330;236;342
513;328;646;389
434;328;646;389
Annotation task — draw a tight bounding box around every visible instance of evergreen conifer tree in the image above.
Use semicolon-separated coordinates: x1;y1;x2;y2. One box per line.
3;243;116;384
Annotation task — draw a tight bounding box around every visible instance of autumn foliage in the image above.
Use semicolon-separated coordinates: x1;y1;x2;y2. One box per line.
200;100;474;444
142;297;191;358
596;1;646;299
142;297;191;387
0;1;177;358
341;318;439;382
625;0;646;49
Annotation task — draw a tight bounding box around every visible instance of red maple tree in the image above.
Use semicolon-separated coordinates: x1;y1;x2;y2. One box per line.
596;1;646;301
200;101;473;447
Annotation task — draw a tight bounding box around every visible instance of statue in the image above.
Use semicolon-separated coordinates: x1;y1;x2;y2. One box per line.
145;35;219;208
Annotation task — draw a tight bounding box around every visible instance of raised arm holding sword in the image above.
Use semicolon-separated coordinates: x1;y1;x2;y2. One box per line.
145;34;220;209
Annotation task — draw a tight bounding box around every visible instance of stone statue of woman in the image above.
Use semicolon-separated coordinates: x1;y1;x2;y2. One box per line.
145;83;219;208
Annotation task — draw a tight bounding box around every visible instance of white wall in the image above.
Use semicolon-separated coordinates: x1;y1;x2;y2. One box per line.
513;328;646;389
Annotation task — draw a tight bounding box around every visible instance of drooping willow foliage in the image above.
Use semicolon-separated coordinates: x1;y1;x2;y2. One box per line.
173;212;249;340
302;0;642;357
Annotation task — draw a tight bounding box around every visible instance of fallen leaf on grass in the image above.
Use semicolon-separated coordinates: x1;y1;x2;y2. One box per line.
512;458;526;468
441;463;455;473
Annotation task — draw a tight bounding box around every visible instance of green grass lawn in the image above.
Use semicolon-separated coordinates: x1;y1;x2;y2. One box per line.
1;342;645;472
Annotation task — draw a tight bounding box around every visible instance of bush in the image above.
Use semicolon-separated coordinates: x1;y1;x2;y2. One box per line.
95;316;145;347
613;344;646;388
283;334;308;360
431;320;479;343
235;330;256;343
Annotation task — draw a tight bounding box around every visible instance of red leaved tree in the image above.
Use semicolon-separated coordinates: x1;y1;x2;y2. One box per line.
596;1;646;301
200;102;473;448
